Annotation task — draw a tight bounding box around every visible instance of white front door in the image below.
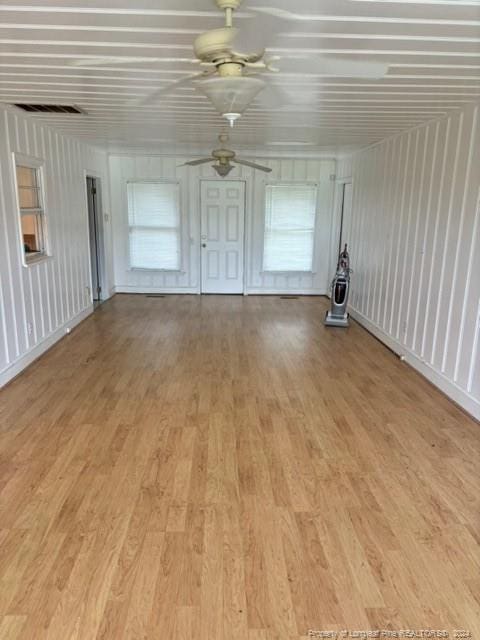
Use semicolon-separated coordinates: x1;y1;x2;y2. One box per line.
200;180;245;294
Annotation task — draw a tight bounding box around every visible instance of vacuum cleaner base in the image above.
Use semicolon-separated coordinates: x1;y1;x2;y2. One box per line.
324;311;349;327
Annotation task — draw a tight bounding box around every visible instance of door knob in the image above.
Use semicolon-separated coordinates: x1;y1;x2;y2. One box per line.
202;243;207;248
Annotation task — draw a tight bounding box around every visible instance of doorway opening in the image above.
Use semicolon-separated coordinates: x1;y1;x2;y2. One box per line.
338;181;353;253
86;176;104;306
200;180;246;294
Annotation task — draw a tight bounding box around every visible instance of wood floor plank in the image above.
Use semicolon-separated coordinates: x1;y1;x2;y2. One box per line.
0;294;479;639
0;615;26;640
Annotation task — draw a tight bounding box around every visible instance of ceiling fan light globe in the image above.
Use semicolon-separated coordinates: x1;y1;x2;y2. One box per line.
195;76;265;120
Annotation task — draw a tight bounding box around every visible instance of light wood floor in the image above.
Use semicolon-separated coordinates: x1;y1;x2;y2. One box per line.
0;295;479;640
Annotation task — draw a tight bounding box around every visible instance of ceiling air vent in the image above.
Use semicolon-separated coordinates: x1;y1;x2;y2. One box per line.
13;104;85;114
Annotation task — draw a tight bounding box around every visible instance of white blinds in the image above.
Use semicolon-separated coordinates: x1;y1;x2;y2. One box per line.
127;181;181;270
263;184;317;272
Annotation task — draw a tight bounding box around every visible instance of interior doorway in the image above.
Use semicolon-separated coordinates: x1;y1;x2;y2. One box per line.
200;180;246;294
86;176;104;304
339;181;353;252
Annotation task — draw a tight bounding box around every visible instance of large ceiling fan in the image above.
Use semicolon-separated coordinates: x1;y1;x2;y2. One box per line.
178;133;272;176
71;0;389;124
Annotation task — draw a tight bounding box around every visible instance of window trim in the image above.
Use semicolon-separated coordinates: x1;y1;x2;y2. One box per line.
126;178;184;273
261;180;320;274
12;152;50;267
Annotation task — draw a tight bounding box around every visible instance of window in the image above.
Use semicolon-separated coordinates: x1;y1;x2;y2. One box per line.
15;162;47;263
263;183;318;272
127;181;181;271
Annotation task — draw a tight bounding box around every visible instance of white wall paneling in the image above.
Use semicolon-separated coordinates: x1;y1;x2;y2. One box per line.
344;103;480;421
109;156;336;295
0;104;111;387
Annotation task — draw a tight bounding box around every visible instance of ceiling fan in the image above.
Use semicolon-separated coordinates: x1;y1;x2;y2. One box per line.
178;133;272;176
71;0;389;124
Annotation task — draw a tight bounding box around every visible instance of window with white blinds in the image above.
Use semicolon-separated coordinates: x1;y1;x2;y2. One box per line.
127;181;181;270
16;162;48;263
263;183;318;272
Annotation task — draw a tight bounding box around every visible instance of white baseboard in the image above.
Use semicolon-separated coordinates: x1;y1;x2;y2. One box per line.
101;288;115;301
0;305;93;389
115;286;327;296
114;286;199;295
350;308;480;422
245;289;327;296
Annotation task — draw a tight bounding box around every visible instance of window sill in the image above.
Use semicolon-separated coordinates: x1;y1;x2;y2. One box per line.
23;254;52;268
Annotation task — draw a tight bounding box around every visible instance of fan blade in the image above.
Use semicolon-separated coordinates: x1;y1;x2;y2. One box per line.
249;5;327;21
317;56;389;78
138;71;214;106
235;159;272;173
264;106;319;130
256;79;319;110
254;81;290;109
249;7;300;20
234;14;297;58
70;57;159;67
70;56;199;67
229;29;267;60
276;55;388;78
254;78;319;117
178;158;213;167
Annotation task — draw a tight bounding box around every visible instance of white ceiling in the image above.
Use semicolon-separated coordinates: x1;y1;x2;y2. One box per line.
0;0;479;155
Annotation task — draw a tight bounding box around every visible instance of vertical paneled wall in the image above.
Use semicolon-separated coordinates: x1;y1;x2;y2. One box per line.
344;103;480;420
109;155;336;294
0;105;110;386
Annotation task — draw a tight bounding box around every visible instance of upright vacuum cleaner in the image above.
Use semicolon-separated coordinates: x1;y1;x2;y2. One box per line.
325;244;351;327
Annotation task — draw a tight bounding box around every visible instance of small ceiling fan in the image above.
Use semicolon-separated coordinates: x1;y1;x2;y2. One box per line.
179;133;272;176
71;0;389;125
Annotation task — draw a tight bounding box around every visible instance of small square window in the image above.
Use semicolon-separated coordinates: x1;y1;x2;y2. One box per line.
15;163;47;263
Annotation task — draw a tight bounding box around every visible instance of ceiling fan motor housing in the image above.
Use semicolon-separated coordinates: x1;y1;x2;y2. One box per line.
193;31;254;70
215;0;243;10
194;29;236;64
212;148;235;161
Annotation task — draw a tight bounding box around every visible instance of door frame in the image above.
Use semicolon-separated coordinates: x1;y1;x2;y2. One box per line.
85;173;107;303
338;180;353;255
199;178;247;295
329;177;353;284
